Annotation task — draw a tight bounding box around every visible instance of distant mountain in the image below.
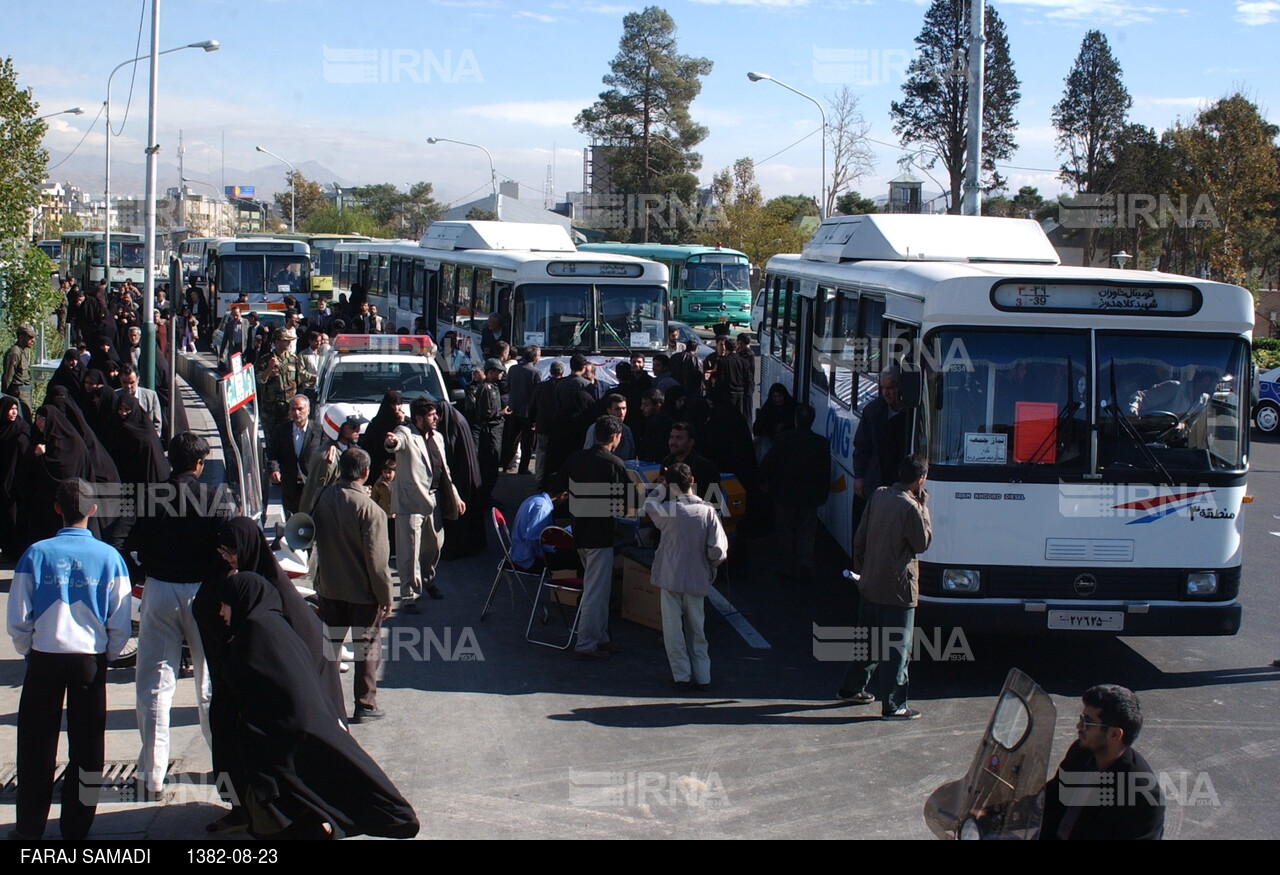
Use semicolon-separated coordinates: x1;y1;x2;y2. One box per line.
44;149;352;200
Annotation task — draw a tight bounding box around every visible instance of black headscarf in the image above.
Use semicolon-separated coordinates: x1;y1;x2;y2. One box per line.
753;382;797;438
47;355;87;408
216;572;419;840
45;387;120;485
106;393;170;486
439;399;484;558
359;390;403;481
23;405;93;545
80;369;118;437
0;396;32;556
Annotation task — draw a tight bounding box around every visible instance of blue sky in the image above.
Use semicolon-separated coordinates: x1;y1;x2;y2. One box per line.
10;0;1280;210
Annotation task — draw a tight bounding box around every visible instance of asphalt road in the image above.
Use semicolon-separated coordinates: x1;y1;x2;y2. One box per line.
1;390;1276;840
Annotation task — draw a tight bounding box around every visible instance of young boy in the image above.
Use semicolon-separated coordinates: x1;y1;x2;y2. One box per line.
370;457;397;559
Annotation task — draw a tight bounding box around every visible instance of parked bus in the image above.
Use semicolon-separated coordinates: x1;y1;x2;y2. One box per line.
36;239;61;264
579;242;751;330
240;232;370;292
178;236;217;282
759;213;1252;636
333;221;669;381
60;231;145;289
205;237;310;319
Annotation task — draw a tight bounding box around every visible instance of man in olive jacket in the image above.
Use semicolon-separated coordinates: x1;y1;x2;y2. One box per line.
312;447;393;723
838;454;931;720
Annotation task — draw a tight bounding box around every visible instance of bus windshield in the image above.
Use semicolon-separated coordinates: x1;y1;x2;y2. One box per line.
926;330;1090;472
924;329;1249;475
219;255;308;295
90;241;146;268
685;261;750;291
1098;334;1249;472
514;283;666;353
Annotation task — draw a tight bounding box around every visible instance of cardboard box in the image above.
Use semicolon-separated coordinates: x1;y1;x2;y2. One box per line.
621;557;662;631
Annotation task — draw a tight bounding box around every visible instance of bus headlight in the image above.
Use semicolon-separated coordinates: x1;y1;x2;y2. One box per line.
942;569;981;593
689;303;702;312
1185;572;1218;596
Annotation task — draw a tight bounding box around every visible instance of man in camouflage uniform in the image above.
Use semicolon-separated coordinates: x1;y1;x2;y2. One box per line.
257;327;316;436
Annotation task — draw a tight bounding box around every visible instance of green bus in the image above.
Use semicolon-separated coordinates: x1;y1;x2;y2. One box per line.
578;243;751;330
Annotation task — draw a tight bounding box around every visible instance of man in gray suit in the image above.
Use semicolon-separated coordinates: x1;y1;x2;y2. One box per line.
311;447;393;723
384;398;465;614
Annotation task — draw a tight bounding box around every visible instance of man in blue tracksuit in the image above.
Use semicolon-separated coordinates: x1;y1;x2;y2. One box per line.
6;478;131;841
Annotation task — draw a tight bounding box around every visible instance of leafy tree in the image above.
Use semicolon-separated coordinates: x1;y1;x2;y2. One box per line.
1052;30;1131;263
0;57;57;336
575;6;713;242
697;158;808;269
401;182;445;238
891;0;1020;213
350;183;404;227
301;204;394;238
835;190;879;215
1096;123;1169;268
465;206;498;221
766;194;820;223
1166;94;1280;283
826;86;875;218
273;171;326;228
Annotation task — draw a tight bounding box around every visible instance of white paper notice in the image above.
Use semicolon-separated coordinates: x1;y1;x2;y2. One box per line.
963;433;1007;464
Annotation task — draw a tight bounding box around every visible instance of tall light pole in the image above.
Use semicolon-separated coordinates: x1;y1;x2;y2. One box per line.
427;137;500;220
101;36;218;388
747;72;827;220
255;145;295;231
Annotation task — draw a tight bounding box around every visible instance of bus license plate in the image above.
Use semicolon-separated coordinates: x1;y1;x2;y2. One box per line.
1047;610;1124;631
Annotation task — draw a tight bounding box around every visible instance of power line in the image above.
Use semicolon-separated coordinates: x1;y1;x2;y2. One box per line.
47;103;107;172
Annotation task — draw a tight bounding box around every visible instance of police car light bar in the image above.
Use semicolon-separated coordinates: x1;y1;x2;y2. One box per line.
331;334;436;356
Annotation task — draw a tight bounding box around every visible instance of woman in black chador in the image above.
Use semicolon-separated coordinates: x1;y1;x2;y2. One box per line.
212;571;418;840
0;396;32;557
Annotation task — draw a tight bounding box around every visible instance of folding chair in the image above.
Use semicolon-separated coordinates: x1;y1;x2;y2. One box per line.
480;507;543;620
525;526;584;649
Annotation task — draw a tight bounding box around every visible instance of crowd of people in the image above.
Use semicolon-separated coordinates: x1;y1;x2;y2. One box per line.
2;290;1173;839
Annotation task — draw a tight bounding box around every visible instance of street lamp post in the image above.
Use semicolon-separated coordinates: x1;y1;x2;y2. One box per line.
255;145;295;231
427;137;500;220
747;72;827;220
36;107;85;120
101;36;218;389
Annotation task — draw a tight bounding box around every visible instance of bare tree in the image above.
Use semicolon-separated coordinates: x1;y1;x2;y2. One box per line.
826;87;875;218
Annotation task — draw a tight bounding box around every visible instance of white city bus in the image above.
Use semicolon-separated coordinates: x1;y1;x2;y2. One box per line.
178;236;217;282
60;231;145;289
205;238;311;319
759;213;1252;636
334;221;669;383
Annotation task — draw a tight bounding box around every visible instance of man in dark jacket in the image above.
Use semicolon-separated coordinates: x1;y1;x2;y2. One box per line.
502;345;542;474
1040;684;1164;840
837;454;930;720
560;416;627;661
528;360;563;489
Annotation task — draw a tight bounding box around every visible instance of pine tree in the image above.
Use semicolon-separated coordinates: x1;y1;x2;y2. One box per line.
890;0;1020;213
576;6;713;242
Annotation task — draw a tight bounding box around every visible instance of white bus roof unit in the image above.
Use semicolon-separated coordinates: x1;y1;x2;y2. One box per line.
801;214;1061;266
420;220;577;253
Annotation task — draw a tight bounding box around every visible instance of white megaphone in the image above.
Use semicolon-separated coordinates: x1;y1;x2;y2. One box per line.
283;512;316;552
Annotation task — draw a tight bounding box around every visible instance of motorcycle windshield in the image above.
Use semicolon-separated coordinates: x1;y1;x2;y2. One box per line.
925;668;1056;840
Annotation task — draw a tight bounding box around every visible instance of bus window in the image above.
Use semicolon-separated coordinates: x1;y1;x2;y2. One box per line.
438;264;456;324
456;267;474;329
925;330;1089;469
831;292;860;409
810;288;836;395
779;280;798;366
473;268;494;331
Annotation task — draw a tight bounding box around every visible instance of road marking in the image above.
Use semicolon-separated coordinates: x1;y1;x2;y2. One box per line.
708;588;771;649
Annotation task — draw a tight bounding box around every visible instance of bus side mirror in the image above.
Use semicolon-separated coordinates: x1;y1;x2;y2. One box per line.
898;371;922;409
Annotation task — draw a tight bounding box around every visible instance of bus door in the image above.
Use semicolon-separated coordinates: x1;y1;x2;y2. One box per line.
792;285;819;403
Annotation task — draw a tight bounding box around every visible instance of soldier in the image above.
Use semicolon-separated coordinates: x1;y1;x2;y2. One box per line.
257;327;316;436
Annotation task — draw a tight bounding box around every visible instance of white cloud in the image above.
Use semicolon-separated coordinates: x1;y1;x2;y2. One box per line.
998;0;1186;27
690;0;810;7
1136;95;1207;109
1236;1;1280;25
514;10;557;23
458;99;587;126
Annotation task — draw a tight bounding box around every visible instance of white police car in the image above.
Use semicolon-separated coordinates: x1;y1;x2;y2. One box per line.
313;334;455;432
1255;365;1280;435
